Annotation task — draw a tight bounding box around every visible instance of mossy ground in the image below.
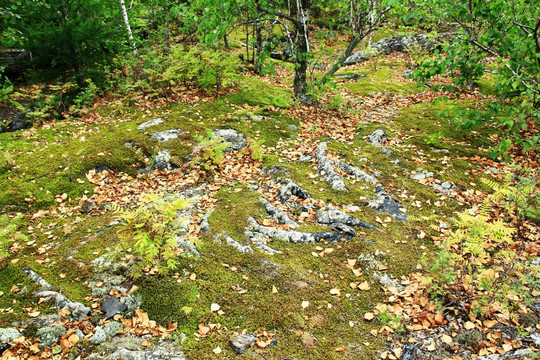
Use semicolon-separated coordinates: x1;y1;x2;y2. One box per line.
0;44;511;359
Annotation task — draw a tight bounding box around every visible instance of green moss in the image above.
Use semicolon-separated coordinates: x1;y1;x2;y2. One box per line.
342;67;417;95
227;77;293;108
475;74;498;96
139;275;201;332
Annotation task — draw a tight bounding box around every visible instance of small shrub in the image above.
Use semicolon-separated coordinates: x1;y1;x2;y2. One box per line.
193;131;232;171
116;194;191;277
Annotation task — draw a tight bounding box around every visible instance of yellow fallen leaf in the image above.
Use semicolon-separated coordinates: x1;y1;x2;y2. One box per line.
329;288;341;296
301;301;309;309
441;334;452;344
464;321;475;330
272;285;278;293
358;281;371;291
364;312;374;321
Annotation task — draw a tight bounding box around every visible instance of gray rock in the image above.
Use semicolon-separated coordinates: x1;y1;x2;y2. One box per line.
344;33;447;65
248;217;352;243
298;154;312;161
331;223;356;236
35;291;90;320
80;200;96;213
368;128;388;148
101;298;128;319
262;199;299;228
22;268;52;290
176;238;200;257
278;179;310;203
220;233;253;253
333;73;368;81
37;325;67;348
199;209;214;233
486;166;500;175
367;185;408;221
212;129;246;152
0;328;21;343
401;70;414;78
90;326;107;345
150;129;182;142
316;142;346;191
332;160;378;184
153;149;171;170
316;207;375;229
230;333;257;354
287;124;298;132
107;349;146;360
103;322;124;338
138;118;164;131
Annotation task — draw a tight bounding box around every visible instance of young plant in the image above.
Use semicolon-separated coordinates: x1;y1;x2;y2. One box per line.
193;131;232;171
116;194;191;277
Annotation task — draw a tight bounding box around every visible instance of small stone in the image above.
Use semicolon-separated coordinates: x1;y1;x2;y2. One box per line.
80;200;96;213
230;334;257;354
101;298;128;319
89;326;107;345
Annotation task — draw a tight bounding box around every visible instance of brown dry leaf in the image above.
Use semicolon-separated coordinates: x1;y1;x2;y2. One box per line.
198;324;210;336
358;281;371;291
364;312;375;321
441;334;453;344
329;288;341;296
463;321;476;330
141;339;150;347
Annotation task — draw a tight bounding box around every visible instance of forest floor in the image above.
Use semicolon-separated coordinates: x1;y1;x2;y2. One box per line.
0;37;539;360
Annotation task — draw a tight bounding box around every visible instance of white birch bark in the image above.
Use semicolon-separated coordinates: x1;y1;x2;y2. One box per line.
119;0;138;55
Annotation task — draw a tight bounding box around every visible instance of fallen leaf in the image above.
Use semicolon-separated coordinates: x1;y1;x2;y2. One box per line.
364;312;374;321
301;301;310;309
210;303;220;312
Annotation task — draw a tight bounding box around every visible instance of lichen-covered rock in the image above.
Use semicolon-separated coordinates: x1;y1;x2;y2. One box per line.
315;142;346;191
218;233;253;253
332;160;378;184
368;128;388;148
230;333;257;354
153;149;171;170
262;198;299;228
90;326;107;345
366;185;407;221
36;325;67;348
212;129;246;152
137;118;164;131
248;217;352;243
278;179;310;203
103;322;124;338
0;328;21;343
316;207;375;229
150;129;182;142
35;291;91;320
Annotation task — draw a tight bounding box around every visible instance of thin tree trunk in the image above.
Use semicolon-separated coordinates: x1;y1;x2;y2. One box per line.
319;36;363;86
292;0;311;103
119;0;138;55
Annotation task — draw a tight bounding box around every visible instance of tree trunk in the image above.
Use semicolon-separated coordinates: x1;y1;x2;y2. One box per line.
119;0;138;55
319;36;363;86
292;0;311;103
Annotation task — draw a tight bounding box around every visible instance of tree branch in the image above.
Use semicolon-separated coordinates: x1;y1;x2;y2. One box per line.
257;5;300;27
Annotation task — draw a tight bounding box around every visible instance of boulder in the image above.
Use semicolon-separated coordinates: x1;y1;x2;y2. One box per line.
153;149;171;170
